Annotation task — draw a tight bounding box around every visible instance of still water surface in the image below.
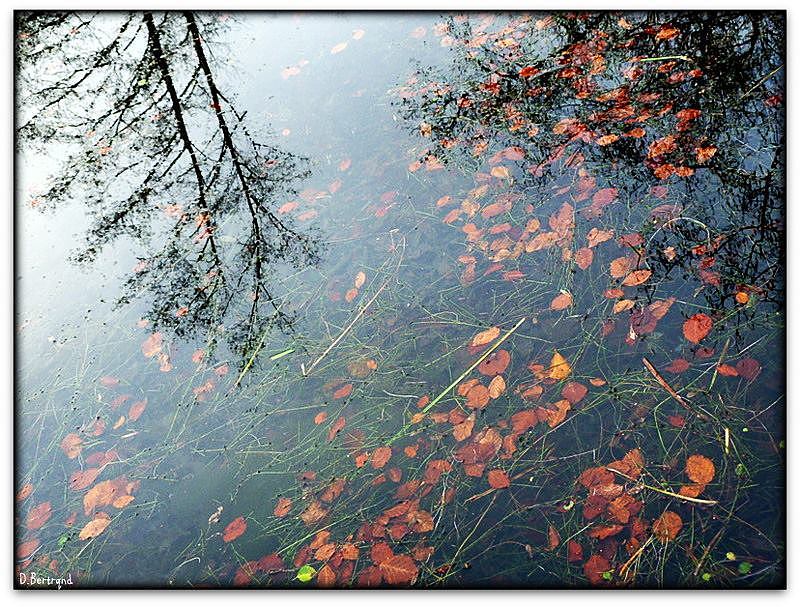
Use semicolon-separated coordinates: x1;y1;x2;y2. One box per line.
15;11;785;588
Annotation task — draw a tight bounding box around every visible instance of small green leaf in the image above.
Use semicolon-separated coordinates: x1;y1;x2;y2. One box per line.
735;463;747;477
601;571;612;581
701;572;712;582
738;562;752;575
57;534;69;549
726;552;736;561
296;564;316;582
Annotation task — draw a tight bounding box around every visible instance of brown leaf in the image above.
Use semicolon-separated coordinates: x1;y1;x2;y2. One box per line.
683;313;713;344
379;554;419;585
488;375;506;399
652;511;682;542
685;454;715;485
371;446;393;469
26;501;52;531
223;516;247;542
274;497;292;517
621;269;652;286
487;469;511;489
471;326;501;347
60;433;83;459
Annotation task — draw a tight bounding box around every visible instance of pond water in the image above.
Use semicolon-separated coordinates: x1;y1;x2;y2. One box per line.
15;11;785;589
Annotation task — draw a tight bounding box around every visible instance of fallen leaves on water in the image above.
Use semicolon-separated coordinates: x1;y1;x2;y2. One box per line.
652;511;683;542
548;350;572;380
487;469;510;489
300;500;329;526
16;538;40;559
79;513;111;540
488;375;506;398
317;563;337;587
736;357;761;381
333;384;353;400
477;349;510;375
371;446;393;469
379;554;419;585
328;416;346;441
314;411;328;425
128;399;147;422
26;501;52;530
141;332;163;358
274;497;292;518
621;269;652;286
223;516;247;542
683;313;713;344
471;326;500;347
60;433;82;459
550;292;573;311
330;41;348;54
584;554;611;585
69;468;101;491
685;454;715;485
16;483;33;502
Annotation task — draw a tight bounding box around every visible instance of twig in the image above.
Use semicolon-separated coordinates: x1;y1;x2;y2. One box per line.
607;467;718;505
642;356;698;415
303;280;389;377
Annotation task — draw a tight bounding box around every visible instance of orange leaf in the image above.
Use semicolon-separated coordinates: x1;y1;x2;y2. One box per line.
471;326;500;347
371;446;393;469
354;271;366;289
683;313;713;343
379;554;419;585
488;375;506;398
548;350;572;381
487;469;510;489
333;384;353;400
685;454;715;485
128;399;147;422
223;516;247;542
26;501;52;531
60;433;83;459
314;411;328;425
652;511;682;542
550;292;573;311
79;514;111;540
274;497;292;517
621;269;652;286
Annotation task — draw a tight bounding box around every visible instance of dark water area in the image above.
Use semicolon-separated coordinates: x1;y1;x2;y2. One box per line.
15;11;785;589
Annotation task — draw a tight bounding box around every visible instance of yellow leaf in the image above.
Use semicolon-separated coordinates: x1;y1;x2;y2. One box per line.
548;350;572;381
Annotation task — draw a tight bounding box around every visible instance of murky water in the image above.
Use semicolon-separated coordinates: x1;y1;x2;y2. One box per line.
15;11;785;589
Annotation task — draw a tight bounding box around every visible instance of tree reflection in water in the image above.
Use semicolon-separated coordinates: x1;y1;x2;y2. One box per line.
395;12;784;317
17;11;321;366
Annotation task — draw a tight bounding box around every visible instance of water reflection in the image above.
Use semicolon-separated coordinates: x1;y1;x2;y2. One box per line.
17;11;321;367
395;11;784;312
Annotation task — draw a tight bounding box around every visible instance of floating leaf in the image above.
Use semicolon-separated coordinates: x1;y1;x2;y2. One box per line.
333;384;353;400
550;292;573;311
223;517;247;542
685;454;715;485
488;375;506;399
487;469;511;489
471;326;500;347
371;446;393;469
274;497;292;518
621;269;652;286
60;433;83;459
296;564;317;582
683;313;713;343
26;501;52;530
354;271;366;289
16;538;40;559
652;511;682;542
379;554;419;585
79;514;111;540
477;349;510;375
330;41;348;54
548;350;572;381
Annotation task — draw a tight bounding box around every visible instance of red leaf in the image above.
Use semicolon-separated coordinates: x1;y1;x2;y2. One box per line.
223;516;247;542
683;313;713;344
